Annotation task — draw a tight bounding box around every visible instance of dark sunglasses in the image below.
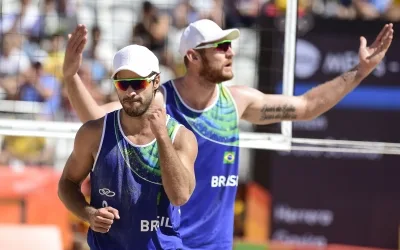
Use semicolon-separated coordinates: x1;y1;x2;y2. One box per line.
113;75;156;91
195;40;232;52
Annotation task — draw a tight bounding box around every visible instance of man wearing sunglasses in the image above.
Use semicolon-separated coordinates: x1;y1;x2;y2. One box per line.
63;19;393;249
59;44;198;250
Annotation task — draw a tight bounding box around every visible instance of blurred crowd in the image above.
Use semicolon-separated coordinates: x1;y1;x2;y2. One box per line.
273;0;400;20
0;0;399;168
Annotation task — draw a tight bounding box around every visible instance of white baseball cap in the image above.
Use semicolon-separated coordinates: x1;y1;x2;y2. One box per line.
111;44;160;79
179;19;240;56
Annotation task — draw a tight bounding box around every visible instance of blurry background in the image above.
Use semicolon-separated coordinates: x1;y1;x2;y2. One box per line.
0;0;399;249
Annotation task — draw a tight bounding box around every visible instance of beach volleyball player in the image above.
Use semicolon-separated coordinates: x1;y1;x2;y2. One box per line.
63;20;393;249
58;44;198;249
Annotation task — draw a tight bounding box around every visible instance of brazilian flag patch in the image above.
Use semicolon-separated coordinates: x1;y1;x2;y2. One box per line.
223;151;235;164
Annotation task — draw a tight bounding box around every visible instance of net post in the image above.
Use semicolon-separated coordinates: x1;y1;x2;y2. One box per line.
281;0;298;148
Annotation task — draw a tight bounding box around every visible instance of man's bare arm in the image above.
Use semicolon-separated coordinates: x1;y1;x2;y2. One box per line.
233;23;393;125
58;119;101;221
59;118;120;233
157;127;197;206
63;24;121;122
233;66;362;124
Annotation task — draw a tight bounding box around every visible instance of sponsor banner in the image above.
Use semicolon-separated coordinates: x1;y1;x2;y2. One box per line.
258;14;400;87
256;14;400;249
294;33;400;86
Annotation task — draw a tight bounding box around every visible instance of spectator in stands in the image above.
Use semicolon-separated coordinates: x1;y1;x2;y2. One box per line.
204;0;226;28
385;0;400;21
132;1;172;67
31;0;65;41
331;0;357;19
0;0;40;37
224;0;262;28
339;0;393;19
83;26;113;81
17;59;61;119
172;0;201;29
0;135;54;168
173;0;225;29
0;33;31;100
57;0;78;19
0;33;30;78
42;32;66;82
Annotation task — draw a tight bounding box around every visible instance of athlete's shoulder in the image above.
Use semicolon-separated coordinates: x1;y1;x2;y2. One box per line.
176;125;195;139
173;125;198;152
81;116;105;131
226;84;255;99
76;115;107;152
226;84;261;115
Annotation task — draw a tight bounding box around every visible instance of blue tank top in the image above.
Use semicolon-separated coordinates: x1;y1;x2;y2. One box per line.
87;109;184;250
162;81;240;250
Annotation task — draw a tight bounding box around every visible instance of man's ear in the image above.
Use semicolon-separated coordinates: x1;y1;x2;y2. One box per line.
153;74;161;91
186;49;200;62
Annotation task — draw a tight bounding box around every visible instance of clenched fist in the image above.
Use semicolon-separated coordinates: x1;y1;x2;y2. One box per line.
87;206;120;233
147;106;168;139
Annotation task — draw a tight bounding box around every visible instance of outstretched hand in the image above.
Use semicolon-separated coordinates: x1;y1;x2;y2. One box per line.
358;23;394;78
63;24;88;79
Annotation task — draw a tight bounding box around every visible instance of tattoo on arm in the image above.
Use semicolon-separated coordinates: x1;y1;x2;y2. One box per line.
260;104;297;121
340;65;359;83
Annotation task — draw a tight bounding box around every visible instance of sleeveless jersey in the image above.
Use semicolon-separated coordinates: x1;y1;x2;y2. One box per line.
162;81;240;250
88;109;183;250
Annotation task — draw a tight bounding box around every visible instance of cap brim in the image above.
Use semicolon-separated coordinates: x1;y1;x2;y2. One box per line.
205;28;240;44
111;66;154;79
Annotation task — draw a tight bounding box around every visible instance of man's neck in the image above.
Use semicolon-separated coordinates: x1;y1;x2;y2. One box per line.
174;73;219;111
119;109;151;137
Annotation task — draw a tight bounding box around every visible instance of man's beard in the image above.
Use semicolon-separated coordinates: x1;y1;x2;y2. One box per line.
120;94;153;117
199;55;234;84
